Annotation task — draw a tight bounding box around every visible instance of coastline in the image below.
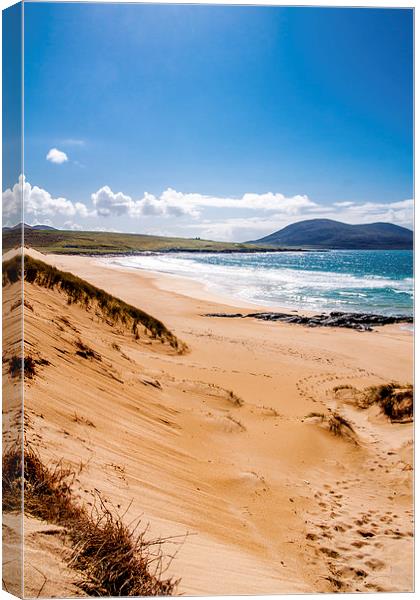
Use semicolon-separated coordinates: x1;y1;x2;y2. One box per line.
15;249;413;594
95;254;414;328
99;250;413;319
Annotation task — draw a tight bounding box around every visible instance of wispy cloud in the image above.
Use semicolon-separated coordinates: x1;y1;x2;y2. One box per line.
46;147;68;164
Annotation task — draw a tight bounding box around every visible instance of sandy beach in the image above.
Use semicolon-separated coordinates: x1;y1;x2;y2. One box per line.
3;249;414;595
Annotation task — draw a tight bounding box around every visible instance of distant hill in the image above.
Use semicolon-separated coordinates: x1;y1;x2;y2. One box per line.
249;219;413;250
2;225;275;255
2;223;57;232
32;224;57;231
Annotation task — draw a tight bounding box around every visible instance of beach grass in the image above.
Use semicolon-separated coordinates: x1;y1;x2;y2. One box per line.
3;254;185;352
2;442;179;596
360;383;413;422
305;411;356;439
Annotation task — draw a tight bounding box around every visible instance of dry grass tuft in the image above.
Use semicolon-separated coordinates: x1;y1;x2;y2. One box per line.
332;384;355;393
8;355;36;379
305;411;356;440
69;496;179;596
7;354;51;380
7;355;23;379
227;390;244;407
2;442;179;596
328;413;355;436
361;383;413;423
75;340;102;361
2;443;24;513
2;443;76;520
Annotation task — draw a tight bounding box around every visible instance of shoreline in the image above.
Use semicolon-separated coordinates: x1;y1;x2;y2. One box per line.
26;248;413;355
43;246;318;255
97;254;414;325
16;245;414;320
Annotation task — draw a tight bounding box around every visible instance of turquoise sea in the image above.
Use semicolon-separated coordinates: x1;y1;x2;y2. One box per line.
111;250;413;317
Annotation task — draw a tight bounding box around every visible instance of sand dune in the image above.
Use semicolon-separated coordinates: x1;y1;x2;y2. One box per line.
2;249;413;595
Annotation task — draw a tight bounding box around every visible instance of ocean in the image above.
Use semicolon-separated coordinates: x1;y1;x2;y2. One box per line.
109;249;413;317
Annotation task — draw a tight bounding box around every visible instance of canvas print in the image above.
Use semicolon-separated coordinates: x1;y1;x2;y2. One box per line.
2;1;414;597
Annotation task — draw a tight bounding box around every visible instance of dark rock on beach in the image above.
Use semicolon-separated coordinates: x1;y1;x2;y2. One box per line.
205;311;413;331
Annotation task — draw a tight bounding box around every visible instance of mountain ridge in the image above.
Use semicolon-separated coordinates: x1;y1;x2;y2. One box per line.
249;218;413;250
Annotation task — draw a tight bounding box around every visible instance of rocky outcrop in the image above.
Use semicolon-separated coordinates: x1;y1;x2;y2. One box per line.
205;311;413;331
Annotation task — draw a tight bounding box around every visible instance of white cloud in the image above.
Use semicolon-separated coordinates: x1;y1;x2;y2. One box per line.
153;188;315;214
342;199;414;227
2;175;91;225
91;186;133;217
3;176;413;242
91;186;199;218
89;186;316;219
46;148;68;164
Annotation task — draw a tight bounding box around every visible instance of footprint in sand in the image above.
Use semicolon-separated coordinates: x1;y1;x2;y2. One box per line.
380;516;391;523
365;559;385;571
320;547;340;559
351;541;367;549
357;530;375;538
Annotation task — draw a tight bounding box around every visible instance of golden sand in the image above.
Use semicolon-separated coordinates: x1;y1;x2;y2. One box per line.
3;249;413;595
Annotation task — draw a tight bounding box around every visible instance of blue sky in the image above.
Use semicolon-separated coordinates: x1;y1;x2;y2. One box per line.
3;3;414;240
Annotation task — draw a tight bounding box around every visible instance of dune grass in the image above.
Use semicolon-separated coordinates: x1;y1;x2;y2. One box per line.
7;355;41;379
333;382;414;423
2;442;179;596
3;254;186;352
227;389;244;407
360;383;413;423
305;411;356;439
